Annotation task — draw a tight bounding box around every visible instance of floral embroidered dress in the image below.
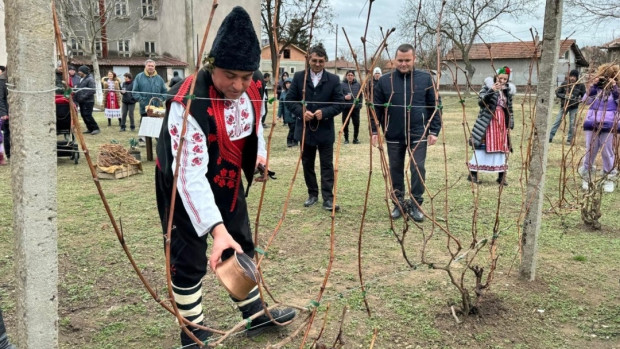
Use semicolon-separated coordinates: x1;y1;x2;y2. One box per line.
104;79;122;119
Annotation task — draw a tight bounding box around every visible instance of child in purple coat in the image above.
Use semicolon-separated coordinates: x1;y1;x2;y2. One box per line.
579;63;619;192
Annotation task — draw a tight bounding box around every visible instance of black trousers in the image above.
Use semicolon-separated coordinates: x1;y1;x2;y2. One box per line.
387;140;428;205
155;169;255;288
1;120;9;158
286;122;295;144
301;142;334;201
78;101;99;132
342;106;360;141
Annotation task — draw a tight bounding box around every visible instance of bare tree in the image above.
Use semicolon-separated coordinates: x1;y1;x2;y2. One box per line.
56;0;146;104
565;0;619;24
580;46;608;69
414;30;449;71
261;0;333;76
399;0;537;87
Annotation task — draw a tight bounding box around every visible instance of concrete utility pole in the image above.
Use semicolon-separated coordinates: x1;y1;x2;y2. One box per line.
185;0;195;73
519;0;563;281
5;0;58;347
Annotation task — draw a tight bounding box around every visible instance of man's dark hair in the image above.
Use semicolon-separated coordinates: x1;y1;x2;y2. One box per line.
308;44;328;61
263;72;271;79
124;72;133;79
396;44;415;55
173;71;179;76
0;66;5;72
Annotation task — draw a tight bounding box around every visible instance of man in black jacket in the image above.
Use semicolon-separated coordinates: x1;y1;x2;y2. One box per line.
549;69;586;144
74;65;100;135
372;44;441;222
286;45;344;211
341;70;362;144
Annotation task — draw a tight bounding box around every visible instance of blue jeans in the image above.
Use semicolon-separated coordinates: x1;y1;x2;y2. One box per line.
549;107;577;142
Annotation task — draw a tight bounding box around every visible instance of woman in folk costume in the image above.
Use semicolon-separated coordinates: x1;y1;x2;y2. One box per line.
468;66;516;185
102;71;122;126
578;63;619;193
155;7;295;347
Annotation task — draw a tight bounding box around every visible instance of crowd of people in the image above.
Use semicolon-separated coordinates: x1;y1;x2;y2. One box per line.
0;5;617;348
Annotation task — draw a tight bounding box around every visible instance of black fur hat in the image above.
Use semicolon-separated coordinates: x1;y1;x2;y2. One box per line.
208;6;260;72
78;65;90;75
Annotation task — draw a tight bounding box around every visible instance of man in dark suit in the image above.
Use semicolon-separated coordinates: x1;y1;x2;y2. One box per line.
286;45;344;211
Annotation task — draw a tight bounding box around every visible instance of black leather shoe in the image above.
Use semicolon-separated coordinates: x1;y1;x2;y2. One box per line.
322;199;340;212
344;139;349;144
408;205;424;222
353;139;361;144
247;307;296;337
391;205;402;219
304;196;318;207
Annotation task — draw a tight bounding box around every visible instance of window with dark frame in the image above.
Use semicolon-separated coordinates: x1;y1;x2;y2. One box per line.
115;0;128;17
283;49;291;59
145;41;156;56
69;37;84;56
141;0;155;17
118;40;130;57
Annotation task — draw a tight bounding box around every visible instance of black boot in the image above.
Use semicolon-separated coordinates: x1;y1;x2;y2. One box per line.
497;172;508;186
234;287;296;337
467;171;480;184
390;190;405;219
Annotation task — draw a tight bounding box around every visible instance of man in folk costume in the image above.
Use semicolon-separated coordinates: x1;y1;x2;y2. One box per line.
155;7;295;347
468;66;516;185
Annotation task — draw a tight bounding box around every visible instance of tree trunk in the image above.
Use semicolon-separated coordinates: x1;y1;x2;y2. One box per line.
464;58;476;95
91;52;103;106
5;0;58;347
520;0;564;281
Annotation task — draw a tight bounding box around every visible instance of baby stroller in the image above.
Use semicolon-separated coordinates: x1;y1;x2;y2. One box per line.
56;95;79;164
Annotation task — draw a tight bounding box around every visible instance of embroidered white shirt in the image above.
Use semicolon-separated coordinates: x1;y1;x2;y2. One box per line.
167;93;266;237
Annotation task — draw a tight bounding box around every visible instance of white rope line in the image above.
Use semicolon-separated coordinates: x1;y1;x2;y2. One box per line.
4;86;468;109
6;87;58;94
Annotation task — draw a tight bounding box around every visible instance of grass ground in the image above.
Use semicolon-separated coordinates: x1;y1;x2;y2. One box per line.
0;95;618;348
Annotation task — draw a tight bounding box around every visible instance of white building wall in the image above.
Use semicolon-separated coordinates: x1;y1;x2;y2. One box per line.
181;1;261;66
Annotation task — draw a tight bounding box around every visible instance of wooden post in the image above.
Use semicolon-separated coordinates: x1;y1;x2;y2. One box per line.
185;0;195;74
520;0;563;281
5;0;58;347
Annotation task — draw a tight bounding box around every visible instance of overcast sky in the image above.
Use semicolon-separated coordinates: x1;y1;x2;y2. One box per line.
318;0;619;60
